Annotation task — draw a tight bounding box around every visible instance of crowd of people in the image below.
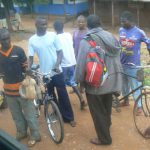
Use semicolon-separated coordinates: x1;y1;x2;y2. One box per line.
0;11;150;148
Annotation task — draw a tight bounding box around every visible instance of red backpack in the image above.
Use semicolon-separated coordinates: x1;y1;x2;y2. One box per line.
85;35;108;87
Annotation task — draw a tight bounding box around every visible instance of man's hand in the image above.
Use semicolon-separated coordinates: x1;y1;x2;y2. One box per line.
53;65;60;73
53;50;63;73
25;68;32;76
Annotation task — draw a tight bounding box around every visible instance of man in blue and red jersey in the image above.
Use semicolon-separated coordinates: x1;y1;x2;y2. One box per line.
119;11;150;113
0;28;41;147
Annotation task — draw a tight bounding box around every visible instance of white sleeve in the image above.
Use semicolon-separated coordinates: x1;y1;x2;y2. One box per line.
68;33;73;46
53;35;62;51
28;39;35;56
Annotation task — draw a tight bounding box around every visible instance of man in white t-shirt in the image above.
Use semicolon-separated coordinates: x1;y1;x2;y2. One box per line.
53;20;87;110
28;16;76;127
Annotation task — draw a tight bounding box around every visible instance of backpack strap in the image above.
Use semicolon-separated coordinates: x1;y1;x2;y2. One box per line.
84;35;97;48
85;33;105;48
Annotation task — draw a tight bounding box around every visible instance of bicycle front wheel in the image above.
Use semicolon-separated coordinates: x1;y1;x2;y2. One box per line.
44;100;64;144
133;90;150;138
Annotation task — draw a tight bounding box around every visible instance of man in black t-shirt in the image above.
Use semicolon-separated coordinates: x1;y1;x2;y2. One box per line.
0;29;41;147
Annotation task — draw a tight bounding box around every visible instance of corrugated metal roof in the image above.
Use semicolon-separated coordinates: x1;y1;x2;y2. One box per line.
97;0;150;2
133;0;150;1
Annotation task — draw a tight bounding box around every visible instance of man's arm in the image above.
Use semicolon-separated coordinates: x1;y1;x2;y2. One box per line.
28;39;35;69
19;48;28;72
53;34;63;73
75;39;89;85
0;65;3;79
53;50;63;73
140;30;150;55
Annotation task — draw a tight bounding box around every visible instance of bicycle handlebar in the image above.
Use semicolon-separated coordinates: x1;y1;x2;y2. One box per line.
30;70;58;81
136;65;150;69
123;63;150;69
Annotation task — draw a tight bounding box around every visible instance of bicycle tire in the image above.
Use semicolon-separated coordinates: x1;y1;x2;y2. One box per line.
133;90;150;138
144;89;150;115
44;100;64;144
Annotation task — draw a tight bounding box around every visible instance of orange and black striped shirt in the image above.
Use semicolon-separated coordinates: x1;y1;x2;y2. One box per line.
0;45;27;96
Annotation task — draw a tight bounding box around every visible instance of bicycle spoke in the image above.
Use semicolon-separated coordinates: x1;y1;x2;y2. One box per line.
133;91;150;138
45;101;64;144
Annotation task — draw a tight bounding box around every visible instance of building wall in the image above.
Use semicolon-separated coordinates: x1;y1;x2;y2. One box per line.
33;2;89;15
95;1;150;28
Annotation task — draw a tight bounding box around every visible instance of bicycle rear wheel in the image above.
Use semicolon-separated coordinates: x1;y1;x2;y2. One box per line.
44;100;64;144
133;90;150;138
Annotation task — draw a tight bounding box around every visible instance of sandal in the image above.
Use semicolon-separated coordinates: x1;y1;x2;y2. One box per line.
144;127;150;138
90;138;111;145
27;140;37;147
70;121;76;127
27;138;41;147
90;138;102;145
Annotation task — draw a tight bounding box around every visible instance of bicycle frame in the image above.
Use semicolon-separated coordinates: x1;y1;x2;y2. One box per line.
118;64;150;101
31;70;56;106
30;68;64;144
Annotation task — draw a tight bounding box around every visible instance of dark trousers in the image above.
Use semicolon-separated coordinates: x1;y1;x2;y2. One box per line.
47;73;74;122
86;93;112;144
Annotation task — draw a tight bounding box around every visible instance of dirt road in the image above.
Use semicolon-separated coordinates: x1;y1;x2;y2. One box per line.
1;95;150;150
0;15;150;150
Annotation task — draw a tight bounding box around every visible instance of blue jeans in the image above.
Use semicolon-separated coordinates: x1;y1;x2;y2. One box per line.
62;65;77;87
122;65;142;107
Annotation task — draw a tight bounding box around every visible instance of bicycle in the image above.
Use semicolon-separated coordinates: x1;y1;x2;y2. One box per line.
112;65;150;138
29;65;64;144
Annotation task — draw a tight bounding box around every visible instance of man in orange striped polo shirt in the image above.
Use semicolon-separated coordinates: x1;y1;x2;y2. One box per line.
0;28;41;147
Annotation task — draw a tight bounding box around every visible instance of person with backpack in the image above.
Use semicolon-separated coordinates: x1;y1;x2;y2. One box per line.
75;14;123;145
53;20;87;110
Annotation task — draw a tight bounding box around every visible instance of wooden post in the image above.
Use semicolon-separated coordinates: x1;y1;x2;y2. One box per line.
137;4;140;27
93;0;96;14
111;0;114;27
73;0;76;26
64;0;66;15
